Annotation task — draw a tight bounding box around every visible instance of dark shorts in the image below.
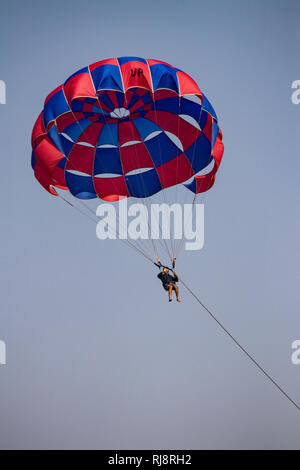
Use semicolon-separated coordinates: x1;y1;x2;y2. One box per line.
163;283;175;291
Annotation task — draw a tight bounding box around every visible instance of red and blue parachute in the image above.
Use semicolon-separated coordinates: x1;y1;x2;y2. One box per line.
31;57;224;201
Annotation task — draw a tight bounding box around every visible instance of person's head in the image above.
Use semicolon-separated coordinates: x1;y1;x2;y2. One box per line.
163;267;169;274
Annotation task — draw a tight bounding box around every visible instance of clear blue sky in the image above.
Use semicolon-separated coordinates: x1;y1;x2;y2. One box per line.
0;0;299;449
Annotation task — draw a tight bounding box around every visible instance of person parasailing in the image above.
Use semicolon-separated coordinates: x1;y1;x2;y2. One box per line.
155;256;180;302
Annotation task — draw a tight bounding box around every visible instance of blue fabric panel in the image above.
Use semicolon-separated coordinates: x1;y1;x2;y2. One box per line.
93;103;110;116
65;171;96;199
43;89;69;128
84;97;97;105
97;123;119;146
91;65;123;92
117;92;124;108
48;124;65;155
118;56;147;65
128;92;141;109
57;157;67;169
136;110;148;118
99;92;114;110
184;134;212;173
212;120;219;148
133;117;162;141
92;105;110;115
131;106;145;115
184;177;197;193
150;64;179;93
142;93;152;105
63;119;91;142
31;151;36;170
180;97;202;121
152;97;179;114
59;134;74;157
125;168;162;198
199;109;208;131
93;147;122;175
201;92;218;120
70;100;83;113
70;99;108;115
143;131;181;167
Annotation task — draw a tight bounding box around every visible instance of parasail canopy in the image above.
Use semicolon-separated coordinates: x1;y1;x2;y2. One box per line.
31;57;224;202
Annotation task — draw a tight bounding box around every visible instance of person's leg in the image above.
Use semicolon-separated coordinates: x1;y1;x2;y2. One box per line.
168;285;173;301
174;284;180;302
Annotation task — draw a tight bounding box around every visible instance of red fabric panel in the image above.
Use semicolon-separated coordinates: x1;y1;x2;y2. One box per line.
56;112;84;133
202;113;213;143
124;89;135;104
33;135;64;195
106;91;119;109
96;92;115;112
147;59;174;68
66;144;95;175
176;71;202;97
195;131;224;193
145;110;200;151
104;194;127;202
63;72;95;107
89;58;119;72
129;98;146;114
34;163;57;195
77;122;103;147
120;61;152;92
93;175;129;200
153;89;178;101
35;136;64;172
157;153;194;189
82;102;94;113
118;121;141;146
120;142;153;175
31;113;46;147
51;166;67;189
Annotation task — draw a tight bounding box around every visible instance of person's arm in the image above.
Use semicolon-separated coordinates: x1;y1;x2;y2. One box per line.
157;272;163;280
172;271;179;282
